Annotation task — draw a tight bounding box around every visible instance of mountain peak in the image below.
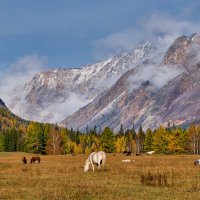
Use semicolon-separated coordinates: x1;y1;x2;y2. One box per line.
17;41;156;123
163;33;200;68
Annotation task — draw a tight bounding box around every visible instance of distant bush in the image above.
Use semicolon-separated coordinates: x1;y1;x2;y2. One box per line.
140;171;169;187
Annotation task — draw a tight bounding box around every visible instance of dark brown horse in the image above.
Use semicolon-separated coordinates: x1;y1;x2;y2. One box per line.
123;150;127;155
30;156;40;164
123;150;131;156
70;149;76;156
22;156;27;164
126;151;131;156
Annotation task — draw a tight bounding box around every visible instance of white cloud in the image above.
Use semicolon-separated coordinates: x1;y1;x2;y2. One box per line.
142;12;200;37
0;55;93;123
93;12;200;60
93;29;139;59
129;64;183;91
0;55;48;115
39;93;92;123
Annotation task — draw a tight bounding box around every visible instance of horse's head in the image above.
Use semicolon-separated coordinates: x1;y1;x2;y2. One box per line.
84;159;90;172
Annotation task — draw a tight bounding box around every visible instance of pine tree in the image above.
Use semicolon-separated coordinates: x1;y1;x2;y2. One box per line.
3;128;20;152
118;124;124;137
144;128;154;152
0;132;4;151
125;129;133;151
138;124;145;153
131;123;137;141
91;125;97;136
153;126;168;154
24;122;46;153
164;127;186;154
100;127;115;153
60;128;72;154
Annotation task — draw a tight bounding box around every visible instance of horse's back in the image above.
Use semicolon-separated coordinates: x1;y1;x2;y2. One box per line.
90;151;106;165
98;151;106;164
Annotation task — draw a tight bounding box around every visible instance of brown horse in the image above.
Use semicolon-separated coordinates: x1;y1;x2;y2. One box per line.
126;151;131;156
30;156;40;164
123;150;127;155
22;156;27;164
70;149;76;156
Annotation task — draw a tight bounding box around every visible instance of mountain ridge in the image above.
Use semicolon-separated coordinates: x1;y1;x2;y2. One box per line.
60;33;200;132
12;41;157;123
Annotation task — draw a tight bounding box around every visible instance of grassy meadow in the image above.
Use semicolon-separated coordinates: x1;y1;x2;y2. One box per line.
1;153;200;199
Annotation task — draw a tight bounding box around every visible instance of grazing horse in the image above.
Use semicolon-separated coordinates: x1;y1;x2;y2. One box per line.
22;156;27;164
146;151;155;155
194;159;200;166
84;151;106;172
123;150;127;155
30;156;40;164
70;149;76;156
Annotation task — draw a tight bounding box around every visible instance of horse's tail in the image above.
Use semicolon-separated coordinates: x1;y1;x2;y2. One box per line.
100;151;106;166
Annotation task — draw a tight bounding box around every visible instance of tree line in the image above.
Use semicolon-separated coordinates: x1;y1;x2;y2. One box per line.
1;118;200;155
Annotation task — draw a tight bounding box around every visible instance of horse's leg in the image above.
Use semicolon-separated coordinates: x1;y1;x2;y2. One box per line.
98;162;101;169
91;162;94;172
97;159;101;169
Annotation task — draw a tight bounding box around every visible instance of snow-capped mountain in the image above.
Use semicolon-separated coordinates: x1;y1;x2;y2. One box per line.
18;41;156;122
60;33;200;132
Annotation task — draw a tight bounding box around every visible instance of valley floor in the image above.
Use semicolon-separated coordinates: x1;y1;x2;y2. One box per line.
1;152;200;199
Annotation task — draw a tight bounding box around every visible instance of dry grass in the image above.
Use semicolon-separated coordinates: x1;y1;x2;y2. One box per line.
1;153;200;199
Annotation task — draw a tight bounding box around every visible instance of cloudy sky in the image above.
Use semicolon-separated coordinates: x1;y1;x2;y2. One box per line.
0;0;200;71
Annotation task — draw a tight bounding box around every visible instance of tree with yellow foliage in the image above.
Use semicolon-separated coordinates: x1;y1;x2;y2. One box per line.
115;136;126;153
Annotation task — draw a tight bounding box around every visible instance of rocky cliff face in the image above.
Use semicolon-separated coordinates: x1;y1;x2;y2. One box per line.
134;62;200;130
60;33;200;131
163;33;200;69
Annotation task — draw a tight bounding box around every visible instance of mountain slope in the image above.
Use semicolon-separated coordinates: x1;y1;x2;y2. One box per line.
134;62;200;130
60;33;200;131
0;98;28;130
13;42;156;123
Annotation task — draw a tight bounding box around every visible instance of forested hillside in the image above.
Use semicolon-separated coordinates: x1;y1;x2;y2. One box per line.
0;97;200;155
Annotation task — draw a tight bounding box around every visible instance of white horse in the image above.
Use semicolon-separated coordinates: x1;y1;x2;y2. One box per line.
84;151;106;172
146;151;155;155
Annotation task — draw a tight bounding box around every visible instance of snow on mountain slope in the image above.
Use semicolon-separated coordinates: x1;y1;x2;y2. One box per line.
15;41;156;123
60;33;200;132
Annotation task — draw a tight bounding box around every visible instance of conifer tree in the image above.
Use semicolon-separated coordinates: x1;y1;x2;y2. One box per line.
125;129;133;151
153;126;168;154
131;123;137;141
167;127;185;154
0;133;4;151
100;127;115;153
138;124;145;153
118;124;124;137
144;128;154;152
